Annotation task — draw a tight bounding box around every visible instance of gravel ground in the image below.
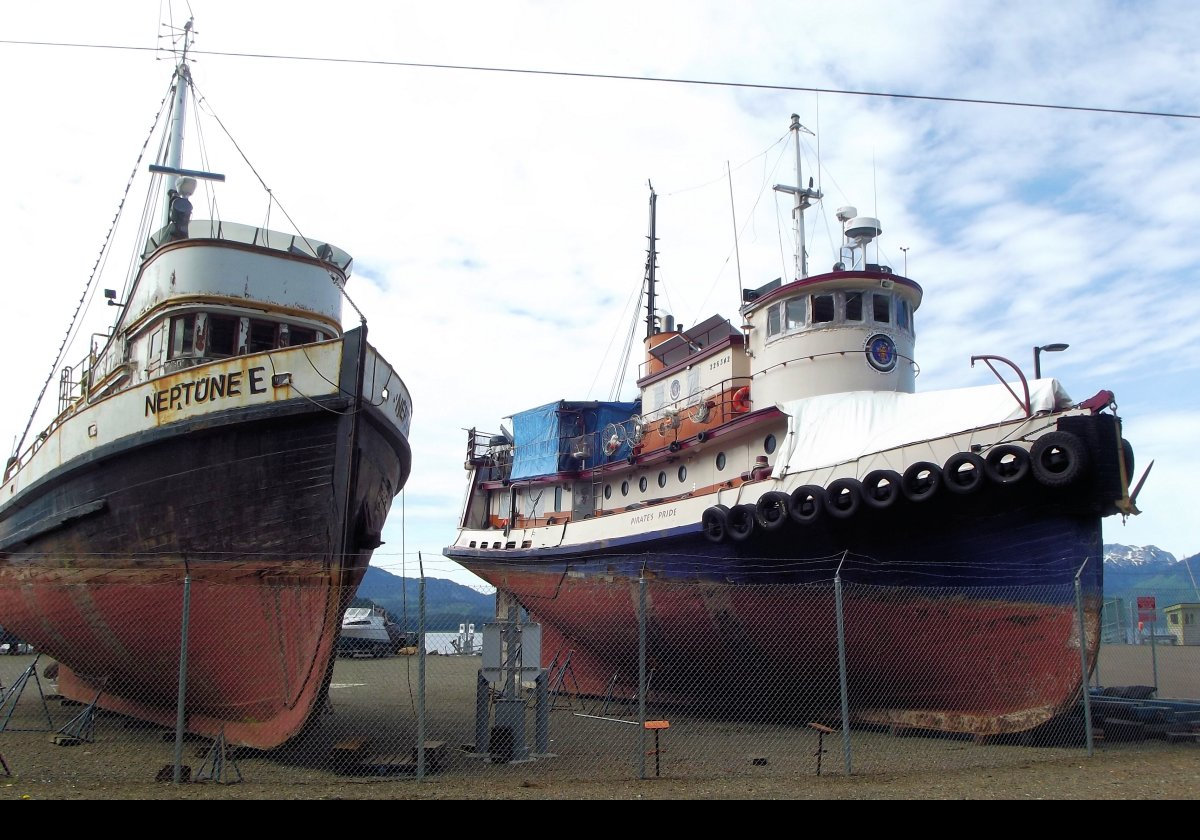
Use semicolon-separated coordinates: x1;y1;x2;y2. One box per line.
1;652;1196;799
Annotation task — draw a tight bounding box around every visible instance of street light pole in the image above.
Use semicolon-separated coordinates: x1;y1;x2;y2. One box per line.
1033;342;1069;379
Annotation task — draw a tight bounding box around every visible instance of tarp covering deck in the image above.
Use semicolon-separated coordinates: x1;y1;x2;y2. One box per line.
510;400;640;479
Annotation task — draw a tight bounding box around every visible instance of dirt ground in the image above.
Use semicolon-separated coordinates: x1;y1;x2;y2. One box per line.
1;652;1197;800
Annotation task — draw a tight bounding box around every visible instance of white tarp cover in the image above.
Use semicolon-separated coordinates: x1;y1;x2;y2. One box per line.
773;378;1073;477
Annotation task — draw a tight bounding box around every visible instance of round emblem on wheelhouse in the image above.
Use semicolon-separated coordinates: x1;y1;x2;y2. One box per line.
865;334;898;373
670;379;681;400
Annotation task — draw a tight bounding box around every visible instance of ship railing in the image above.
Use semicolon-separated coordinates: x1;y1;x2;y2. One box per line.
142;220;353;272
465;428;513;482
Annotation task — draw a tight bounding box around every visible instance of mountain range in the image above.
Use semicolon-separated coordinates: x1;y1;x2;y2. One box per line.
352;566;495;631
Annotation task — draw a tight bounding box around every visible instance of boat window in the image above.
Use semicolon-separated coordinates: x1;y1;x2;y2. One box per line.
764;434;777;455
873;293;891;324
845;291;863;322
248;319;278;353
639;476;648;492
657;471;667;488
621;480;629;497
678;465;687;483
784;298;806;331
716;452;726;471
168;314;196;359
897;298;910;331
604;484;612;500
286;325;317;347
554;485;563;510
206;314;238;357
811;294;834;324
767;304;781;337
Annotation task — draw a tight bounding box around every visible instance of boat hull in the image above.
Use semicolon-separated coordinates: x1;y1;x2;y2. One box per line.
451;493;1103;735
0;359;409;747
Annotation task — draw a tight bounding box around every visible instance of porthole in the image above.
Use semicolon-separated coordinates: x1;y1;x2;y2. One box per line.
621;480;629;496
639;476;648;492
604;484;612;500
716;452;727;471
678;465;688;482
764;434;777;455
658;471;667;488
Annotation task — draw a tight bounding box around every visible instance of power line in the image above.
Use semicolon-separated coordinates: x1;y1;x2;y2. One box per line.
2;38;1198;121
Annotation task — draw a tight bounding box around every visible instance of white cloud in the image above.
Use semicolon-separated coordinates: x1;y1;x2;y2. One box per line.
2;0;1197;589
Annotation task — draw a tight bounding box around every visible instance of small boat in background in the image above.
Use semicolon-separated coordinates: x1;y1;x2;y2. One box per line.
339;604;417;658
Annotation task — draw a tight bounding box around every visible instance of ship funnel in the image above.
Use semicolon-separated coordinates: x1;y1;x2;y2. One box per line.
664;313;675;333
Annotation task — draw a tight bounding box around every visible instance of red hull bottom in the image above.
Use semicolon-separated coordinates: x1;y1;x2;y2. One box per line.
486;571;1097;735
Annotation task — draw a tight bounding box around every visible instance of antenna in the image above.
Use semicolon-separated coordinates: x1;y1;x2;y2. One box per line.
644;184;658;341
772;114;822;279
727;161;743;293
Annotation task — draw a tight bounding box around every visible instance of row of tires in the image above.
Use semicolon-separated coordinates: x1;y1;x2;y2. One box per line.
701;432;1110;543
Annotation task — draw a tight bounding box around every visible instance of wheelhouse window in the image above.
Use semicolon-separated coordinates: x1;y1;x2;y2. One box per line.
767;304;781;337
873;293;891;324
206;315;238;357
811;294;834;324
248;319;278;353
845;292;863;322
897;298;910;331
168;314;196;359
785;298;806;330
285;325;318;347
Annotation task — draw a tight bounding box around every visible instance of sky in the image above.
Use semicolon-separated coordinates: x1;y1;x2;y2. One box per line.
2;1;1198;589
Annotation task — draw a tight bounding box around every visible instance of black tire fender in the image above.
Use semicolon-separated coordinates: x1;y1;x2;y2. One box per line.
984;444;1031;485
727;504;757;541
1030;431;1088;487
861;469;903;510
789;484;825;525
825;478;863;519
943;452;986;494
901;461;942;503
754;491;791;530
701;504;730;543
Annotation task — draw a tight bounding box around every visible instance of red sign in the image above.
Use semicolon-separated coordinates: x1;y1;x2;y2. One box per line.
1137;596;1156;622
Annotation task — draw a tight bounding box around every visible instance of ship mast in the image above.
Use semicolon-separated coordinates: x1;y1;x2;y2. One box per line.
773;114;823;280
644;184;659;339
161;19;194;229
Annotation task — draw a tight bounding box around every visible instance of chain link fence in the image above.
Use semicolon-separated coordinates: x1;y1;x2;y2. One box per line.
1;565;1197;792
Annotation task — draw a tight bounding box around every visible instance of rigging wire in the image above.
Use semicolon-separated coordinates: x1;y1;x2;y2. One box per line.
11;78;175;459
190;81;368;326
1;39;1196;121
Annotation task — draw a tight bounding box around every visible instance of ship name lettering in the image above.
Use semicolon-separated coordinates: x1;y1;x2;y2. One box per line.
657;508;677;519
630;513;654;524
145;366;267;417
708;355;729;371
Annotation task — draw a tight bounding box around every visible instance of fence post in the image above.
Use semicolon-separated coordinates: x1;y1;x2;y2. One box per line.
173;568;192;784
834;553;852;775
638;574;647;781
1074;561;1094;758
1150;619;1159;696
417;555;427;781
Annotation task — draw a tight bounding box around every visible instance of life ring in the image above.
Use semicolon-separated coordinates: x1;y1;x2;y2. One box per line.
754;491;791;531
861;469;903;510
731;387;751;414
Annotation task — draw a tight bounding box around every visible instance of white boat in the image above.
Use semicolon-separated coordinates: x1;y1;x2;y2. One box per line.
339;604;416;657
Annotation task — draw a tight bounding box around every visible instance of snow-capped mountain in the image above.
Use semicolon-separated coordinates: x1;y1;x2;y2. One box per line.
1104;544;1178;568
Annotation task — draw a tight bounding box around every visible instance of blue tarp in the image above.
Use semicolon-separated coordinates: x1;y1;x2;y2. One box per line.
510;400;640;480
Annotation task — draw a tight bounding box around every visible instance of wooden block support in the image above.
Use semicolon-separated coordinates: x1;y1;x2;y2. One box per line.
808;721;834;734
